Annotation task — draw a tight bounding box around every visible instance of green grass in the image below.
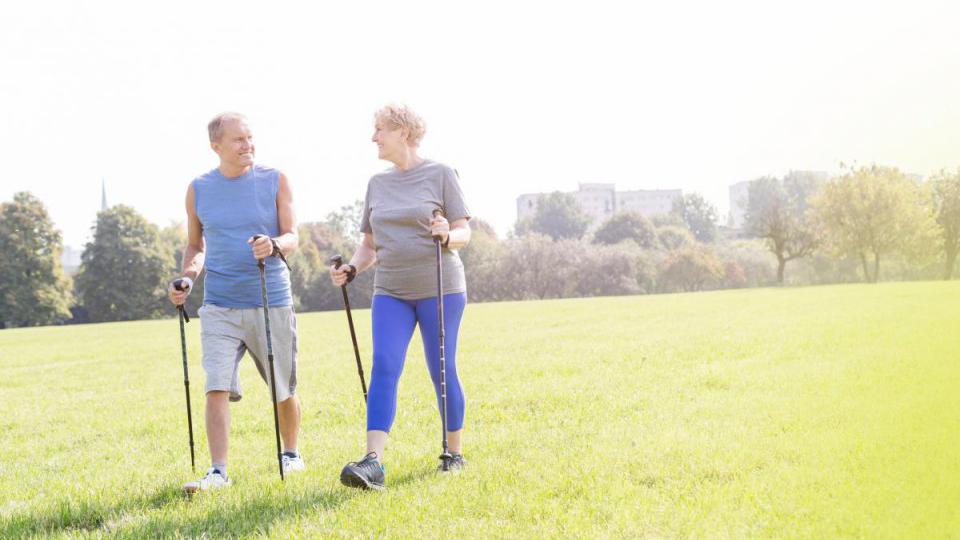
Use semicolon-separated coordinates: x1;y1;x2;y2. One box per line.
1;282;959;538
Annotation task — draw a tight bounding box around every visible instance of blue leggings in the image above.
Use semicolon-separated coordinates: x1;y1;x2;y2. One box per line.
367;293;467;433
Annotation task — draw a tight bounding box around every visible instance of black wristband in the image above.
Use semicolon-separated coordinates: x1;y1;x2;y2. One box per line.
345;264;357;283
269;238;282;258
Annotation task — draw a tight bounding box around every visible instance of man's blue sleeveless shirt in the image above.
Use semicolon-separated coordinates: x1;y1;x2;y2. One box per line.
193;164;292;308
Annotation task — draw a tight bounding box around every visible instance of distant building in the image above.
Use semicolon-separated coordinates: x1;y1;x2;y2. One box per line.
727;180;751;229
517;183;682;230
60;178;107;276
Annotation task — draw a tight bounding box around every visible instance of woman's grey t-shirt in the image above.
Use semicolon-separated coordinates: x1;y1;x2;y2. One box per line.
360;160;471;300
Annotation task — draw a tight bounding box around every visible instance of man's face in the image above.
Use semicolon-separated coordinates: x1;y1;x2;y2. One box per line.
212;119;255;167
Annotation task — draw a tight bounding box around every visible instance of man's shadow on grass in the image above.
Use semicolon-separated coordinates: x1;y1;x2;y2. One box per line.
3;466;438;537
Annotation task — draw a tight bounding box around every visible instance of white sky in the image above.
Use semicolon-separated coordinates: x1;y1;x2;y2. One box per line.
2;0;959;247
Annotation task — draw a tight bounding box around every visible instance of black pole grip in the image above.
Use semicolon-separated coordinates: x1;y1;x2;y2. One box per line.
173;279;190;323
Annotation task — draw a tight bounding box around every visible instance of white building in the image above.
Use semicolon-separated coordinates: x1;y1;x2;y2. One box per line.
517;183;681;230
727;180;751;229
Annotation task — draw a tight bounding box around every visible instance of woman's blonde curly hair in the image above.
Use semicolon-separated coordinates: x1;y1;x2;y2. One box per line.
374;104;426;147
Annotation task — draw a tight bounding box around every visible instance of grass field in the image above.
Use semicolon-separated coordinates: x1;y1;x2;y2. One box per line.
1;281;959;538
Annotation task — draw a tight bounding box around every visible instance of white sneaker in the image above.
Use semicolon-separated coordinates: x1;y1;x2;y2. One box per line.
183;467;231;493
282;454;306;474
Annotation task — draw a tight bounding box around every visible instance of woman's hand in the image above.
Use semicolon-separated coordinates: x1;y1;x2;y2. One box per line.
430;213;450;243
330;263;356;287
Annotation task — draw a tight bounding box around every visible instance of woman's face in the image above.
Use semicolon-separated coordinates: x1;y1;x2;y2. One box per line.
372;121;406;161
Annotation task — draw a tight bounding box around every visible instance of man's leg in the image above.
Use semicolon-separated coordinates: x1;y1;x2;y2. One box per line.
198;305;246;483
206;390;231;464
278;395;301;451
246;306;303;469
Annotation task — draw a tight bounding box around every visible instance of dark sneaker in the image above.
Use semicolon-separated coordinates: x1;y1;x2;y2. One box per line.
438;452;467;473
340;452;385;491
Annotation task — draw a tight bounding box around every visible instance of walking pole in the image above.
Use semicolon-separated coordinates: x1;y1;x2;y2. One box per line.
329;254;368;402
432;210;453;470
253;235;285;481
173;280;195;472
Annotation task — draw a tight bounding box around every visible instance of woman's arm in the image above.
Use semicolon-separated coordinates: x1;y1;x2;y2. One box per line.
430;216;471;250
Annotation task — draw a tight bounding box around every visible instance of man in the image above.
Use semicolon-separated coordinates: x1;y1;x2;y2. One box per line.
168;112;303;490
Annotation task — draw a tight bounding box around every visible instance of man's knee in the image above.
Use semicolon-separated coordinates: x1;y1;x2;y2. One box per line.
206;390;231;404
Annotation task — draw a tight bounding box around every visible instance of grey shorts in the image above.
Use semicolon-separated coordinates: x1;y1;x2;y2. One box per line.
198;304;298;402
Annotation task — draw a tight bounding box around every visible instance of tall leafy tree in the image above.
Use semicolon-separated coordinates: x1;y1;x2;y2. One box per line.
516;191;591;240
468;216;498;238
745;172;822;284
656;225;695;250
294;221;375;312
325;199;365;246
76;205;173;322
931;169;960;279
159;223;204;317
593;211;656;248
658;245;724;292
811;166;938;283
671;193;718;243
0;192;73;327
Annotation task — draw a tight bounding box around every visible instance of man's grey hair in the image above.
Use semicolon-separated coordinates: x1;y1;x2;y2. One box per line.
207;112;247;143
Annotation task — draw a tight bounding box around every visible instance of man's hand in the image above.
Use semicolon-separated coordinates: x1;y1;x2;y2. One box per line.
168;277;193;306
248;235;276;260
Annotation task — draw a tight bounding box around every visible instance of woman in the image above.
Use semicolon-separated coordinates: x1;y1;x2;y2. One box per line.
330;104;472;490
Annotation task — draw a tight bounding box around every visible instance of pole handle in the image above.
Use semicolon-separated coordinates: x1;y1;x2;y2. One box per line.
173;279;190;323
432;208;445;241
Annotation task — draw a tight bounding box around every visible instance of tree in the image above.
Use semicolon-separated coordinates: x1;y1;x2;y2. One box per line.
655;225;695;250
811;166;938;283
931;169;960;279
516;191;591;240
75;205;173;322
593;211;656;248
671;193;718;243
0;192;73;327
744;172;822;284
325;199;365;246
499;234;580;299
714;239;777;287
468;216;498;238
294;221;375;312
658;245;725;292
460;224;505;301
288;227;326;311
159;222;204;317
575;242;657;296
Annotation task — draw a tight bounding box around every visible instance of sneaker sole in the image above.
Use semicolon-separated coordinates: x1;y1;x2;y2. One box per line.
339;468;385;491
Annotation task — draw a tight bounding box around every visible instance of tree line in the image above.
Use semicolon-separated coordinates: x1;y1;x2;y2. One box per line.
1;164;958;327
